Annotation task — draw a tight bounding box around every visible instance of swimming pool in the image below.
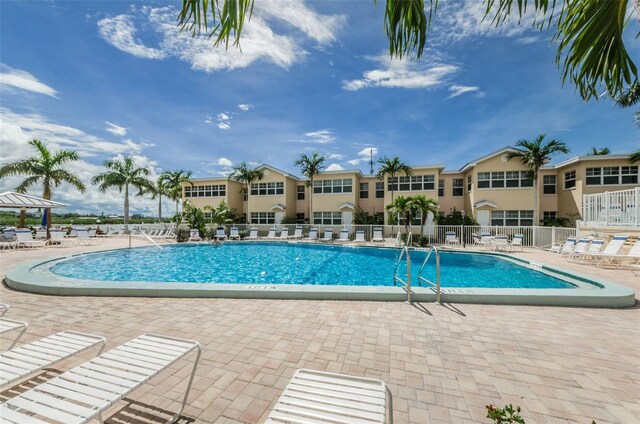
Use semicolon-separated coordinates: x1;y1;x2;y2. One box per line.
50;243;574;289
5;243;636;307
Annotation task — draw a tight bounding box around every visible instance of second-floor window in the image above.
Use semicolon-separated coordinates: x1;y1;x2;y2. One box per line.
251;182;284;196
543;175;557;194
564;170;576;189
387;175;435;191
313;211;342;225
586;166;638;185
438;179;444;197
452;179;463;196
313;179;353;194
184;184;226;198
467;175;472;192
375;182;384;198
297;185;305;200
477;171;533;189
359;182;369;199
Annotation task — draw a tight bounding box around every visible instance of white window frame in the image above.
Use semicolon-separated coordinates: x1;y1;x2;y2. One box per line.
388;175;435;192
543;175;556;195
251;182;284;196
313;211;342;225
586;166;638;186
250;212;275;224
564;170;576;190
313;179;353;194
452;178;463;197
359;182;369;199
184;184;226;198
490;210;534;226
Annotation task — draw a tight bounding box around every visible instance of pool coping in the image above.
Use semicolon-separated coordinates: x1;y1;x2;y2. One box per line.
4;244;636;308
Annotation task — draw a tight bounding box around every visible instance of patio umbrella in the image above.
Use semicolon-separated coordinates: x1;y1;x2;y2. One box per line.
41;208;48;228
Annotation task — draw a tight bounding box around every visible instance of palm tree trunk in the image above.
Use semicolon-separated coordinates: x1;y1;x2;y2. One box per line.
309;177;313;225
43;186;52;239
245;183;249;224
124;183;130;232
158;193;162;222
175;199;179;224
19;208;26;228
533;176;539;226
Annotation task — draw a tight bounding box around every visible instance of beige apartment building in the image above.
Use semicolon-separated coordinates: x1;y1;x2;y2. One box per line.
183;147;638;227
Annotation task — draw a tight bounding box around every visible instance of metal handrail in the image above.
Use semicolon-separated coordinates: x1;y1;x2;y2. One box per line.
394;231;412;248
418;246;441;304
393;245;412;303
136;231;163;250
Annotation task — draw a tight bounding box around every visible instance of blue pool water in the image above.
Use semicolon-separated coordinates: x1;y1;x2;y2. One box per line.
50;243;576;289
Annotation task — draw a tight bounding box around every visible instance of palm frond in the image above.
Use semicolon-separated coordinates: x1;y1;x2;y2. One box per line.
15;176;41;193
384;0;434;59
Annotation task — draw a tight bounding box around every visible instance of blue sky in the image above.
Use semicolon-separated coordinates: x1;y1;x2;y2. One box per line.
1;1;638;215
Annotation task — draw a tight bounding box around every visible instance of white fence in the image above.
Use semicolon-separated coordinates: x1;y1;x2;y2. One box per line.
583;188;639;227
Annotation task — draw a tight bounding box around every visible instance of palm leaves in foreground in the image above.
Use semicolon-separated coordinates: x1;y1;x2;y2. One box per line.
159;169;193;222
0;139;85;230
92;156;153;229
177;0;637;101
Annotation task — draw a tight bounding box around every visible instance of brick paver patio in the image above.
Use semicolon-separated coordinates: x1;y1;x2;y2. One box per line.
0;239;638;423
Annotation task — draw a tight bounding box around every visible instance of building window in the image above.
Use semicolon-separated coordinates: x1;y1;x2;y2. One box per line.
543;175;556;194
586;166;638;185
359;182;369;199
296;213;306;223
388;175;435;192
564;170;576;189
467;175;472;192
297;185;305;200
543;211;557;221
313;211;342;225
477;171;533;189
250;182;284;196
491;210;534;226
184;184;227;198
313;179;353;194
375;182;384;198
452;179;463;197
438;179;444;197
398;211;422;226
250;212;275;224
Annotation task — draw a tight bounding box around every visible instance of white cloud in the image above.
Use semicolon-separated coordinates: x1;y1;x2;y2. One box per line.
216;112;232;130
516;35;541;45
347;147;378;165
0;108;160;215
217;122;231;130
97;4;345;73
326;163;344;171
217;113;230;121
238;104;251;111
105;121;128;136
205;114;213;124
217;157;233;168
343;55;459;91
447;84;480;99
299;129;336;144
0;64;58;98
327;153;343;160
97;14;166;59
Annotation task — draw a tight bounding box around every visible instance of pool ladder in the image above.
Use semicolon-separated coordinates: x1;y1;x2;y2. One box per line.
393;243;441;304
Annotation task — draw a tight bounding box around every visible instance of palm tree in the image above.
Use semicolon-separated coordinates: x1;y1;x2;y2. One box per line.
409;195;439;235
376;156;413;205
630;148;640;163
178;0;637;101
204;200;237;225
145;178;170;222
0;139;85;233
506;135;569;225
230;162;264;223
294;153;326;223
158;169;193;223
588;147;610;156
386;196;414;236
614;81;640;127
92;156;154;231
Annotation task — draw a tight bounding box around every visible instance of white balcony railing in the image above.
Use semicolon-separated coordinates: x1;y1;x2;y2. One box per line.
583;188;640;227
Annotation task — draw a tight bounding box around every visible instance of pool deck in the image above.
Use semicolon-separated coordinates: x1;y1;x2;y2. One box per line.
1;239;639;423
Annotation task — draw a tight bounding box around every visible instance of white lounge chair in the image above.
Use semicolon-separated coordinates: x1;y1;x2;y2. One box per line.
571;238;605;262
597;238;640;267
15;230;46;249
303;228;318;241
472;233;489;248
445;231;460;245
288;226;303;239
568;238;591;260
550;237;576;255
0;317;28;351
511;234;524;252
229;227;240;240
372;227;384;243
214;227;227;240
76;228;101;246
0;333;200;424
0;304;8;316
49;229;77;247
353;230;366;243
245;228;259;240
480;232;493;248
35;229;47;240
262;227;277;240
320;229;333;242
0;331;106;388
335;229;350;243
588;235;630;265
266;368;393;424
189;229;202;242
277;228;290;240
493;234;511;252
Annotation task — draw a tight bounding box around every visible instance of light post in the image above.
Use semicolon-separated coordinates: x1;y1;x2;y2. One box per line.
461;209;466;248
